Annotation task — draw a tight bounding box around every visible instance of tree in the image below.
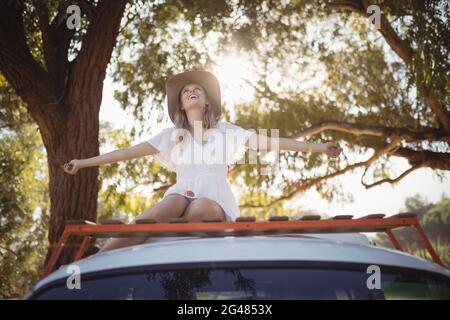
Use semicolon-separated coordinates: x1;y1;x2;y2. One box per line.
375;195;450;267
0;0;128;265
0;86;49;298
233;0;450;210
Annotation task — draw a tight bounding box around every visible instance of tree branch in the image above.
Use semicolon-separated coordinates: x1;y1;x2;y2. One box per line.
0;0;63;139
325;0;365;15
292;120;450;143
392;147;450;170
68;0;128;105
425;95;450;132
239;159;364;210
32;0;64;92
326;0;450;131
246;73;450;144
326;0;413;63
0;1;54;105
362;165;423;189
43;1;78;94
0;245;18;258
239;138;400;210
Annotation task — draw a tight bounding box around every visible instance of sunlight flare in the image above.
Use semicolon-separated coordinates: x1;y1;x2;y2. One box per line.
213;53;256;107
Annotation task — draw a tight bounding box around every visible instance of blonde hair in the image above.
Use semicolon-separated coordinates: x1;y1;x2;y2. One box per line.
173;85;219;146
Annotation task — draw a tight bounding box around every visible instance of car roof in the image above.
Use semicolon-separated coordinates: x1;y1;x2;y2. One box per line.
34;235;450;290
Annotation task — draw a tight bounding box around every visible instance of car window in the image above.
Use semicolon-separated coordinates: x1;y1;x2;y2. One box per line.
32;265;450;300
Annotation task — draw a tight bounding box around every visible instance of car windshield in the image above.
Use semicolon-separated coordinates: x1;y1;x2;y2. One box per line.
33;264;450;300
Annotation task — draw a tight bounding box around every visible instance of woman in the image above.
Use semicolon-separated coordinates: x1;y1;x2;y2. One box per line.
62;70;342;252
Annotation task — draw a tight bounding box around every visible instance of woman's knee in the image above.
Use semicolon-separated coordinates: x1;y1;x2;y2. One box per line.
183;198;226;221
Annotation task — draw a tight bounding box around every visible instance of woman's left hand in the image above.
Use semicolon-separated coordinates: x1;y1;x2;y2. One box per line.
324;142;342;158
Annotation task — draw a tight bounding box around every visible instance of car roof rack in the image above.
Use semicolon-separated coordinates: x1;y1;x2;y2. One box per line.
42;213;444;277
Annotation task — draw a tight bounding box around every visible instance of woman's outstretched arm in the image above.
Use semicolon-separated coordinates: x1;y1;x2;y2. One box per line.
62;142;159;175
246;133;342;158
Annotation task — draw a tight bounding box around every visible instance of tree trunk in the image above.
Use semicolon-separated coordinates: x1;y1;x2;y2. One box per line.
44;98;101;265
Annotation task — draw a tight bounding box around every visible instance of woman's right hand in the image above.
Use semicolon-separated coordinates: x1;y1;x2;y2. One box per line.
61;159;84;175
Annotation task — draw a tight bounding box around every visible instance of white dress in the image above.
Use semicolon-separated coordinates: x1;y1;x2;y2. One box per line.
145;121;254;221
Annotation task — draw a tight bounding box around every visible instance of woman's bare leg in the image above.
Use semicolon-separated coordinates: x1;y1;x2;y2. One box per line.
182;197;227;222
99;194;190;252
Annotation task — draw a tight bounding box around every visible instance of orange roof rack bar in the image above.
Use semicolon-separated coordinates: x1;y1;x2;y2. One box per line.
42;213;444;277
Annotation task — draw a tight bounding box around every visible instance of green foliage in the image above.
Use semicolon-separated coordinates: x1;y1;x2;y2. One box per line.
374;195;450;267
0;100;49;298
382;0;449;104
422;198;450;240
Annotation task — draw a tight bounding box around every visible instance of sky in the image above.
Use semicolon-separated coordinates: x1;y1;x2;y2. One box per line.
99;72;450;219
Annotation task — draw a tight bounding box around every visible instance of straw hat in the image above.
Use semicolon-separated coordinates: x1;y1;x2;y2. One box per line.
166;70;221;124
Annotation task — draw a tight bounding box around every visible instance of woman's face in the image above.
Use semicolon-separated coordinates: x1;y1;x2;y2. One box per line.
179;83;209;113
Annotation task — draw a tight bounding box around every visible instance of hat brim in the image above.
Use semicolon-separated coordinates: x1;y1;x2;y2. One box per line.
166;70;221;124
